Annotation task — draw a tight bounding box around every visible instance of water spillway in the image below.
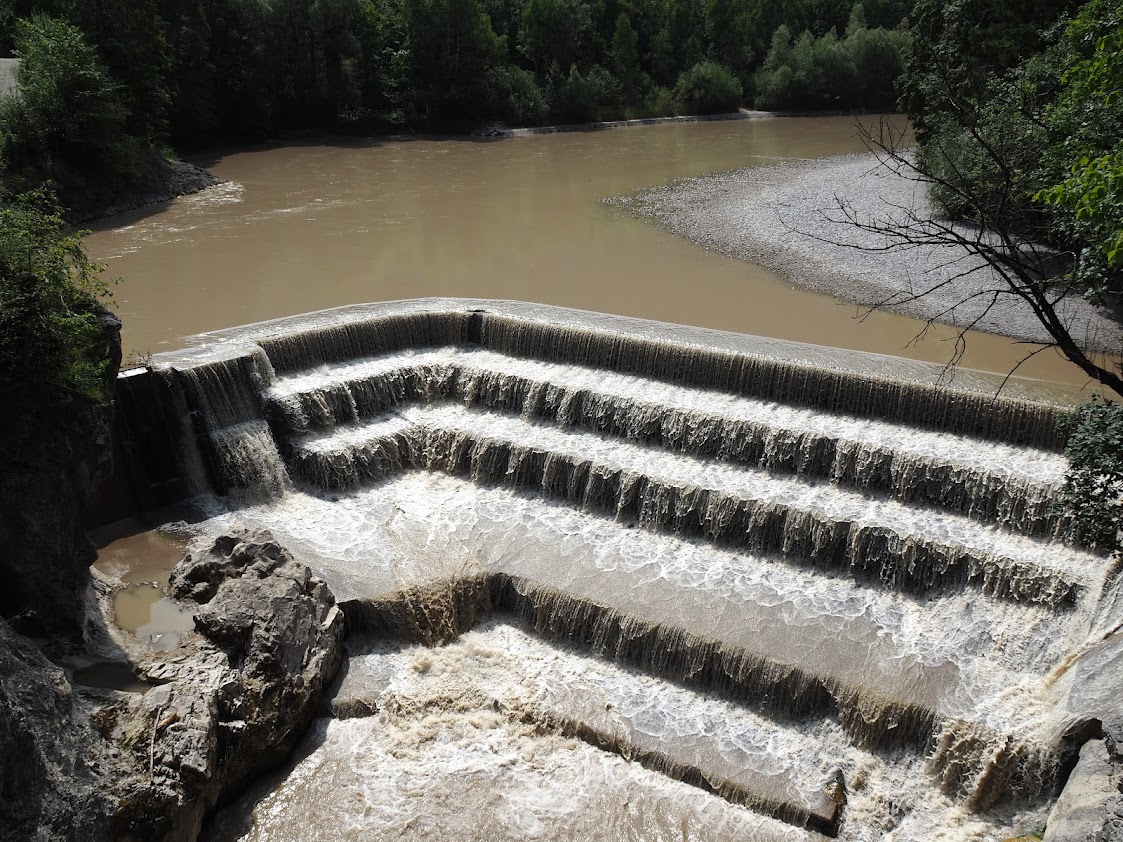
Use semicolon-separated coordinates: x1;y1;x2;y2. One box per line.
120;299;1122;840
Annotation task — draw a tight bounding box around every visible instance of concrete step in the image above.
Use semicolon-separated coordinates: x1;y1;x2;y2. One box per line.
265;348;1070;540
287;404;1101;608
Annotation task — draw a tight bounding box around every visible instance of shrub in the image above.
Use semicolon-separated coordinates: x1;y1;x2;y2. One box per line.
0;16;133;188
551;64;621;123
1064;398;1123;553
0;188;116;415
485;65;549;125
647;86;679;117
673;61;741;115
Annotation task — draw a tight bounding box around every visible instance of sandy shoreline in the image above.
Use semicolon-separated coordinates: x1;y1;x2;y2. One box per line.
613;153;1122;353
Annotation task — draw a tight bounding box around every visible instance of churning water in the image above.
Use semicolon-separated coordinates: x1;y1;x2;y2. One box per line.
113;301;1120;841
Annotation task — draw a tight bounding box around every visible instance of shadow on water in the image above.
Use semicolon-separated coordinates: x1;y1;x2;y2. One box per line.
201;717;333;842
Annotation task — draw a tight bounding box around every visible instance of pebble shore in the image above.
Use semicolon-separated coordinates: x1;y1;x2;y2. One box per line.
614;152;1122;352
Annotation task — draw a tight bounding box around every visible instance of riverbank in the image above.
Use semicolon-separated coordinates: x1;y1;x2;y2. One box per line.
64;150;222;224
77;112;757;222
615;153;1123;353
474;109;805;137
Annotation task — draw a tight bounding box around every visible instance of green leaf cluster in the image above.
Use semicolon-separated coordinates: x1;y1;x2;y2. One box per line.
1063;397;1123;553
1035;11;1123;290
0;188;116;415
901;0;1123;302
753;6;910;111
674;60;742;114
0;16;134;192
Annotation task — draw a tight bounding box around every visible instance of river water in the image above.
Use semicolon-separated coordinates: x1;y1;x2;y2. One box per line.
83;118;1106;840
85;116;1093;387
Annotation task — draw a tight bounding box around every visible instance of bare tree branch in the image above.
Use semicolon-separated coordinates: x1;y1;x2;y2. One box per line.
778;114;1123;397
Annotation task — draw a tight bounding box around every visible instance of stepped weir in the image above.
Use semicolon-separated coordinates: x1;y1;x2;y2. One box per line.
114;299;1123;840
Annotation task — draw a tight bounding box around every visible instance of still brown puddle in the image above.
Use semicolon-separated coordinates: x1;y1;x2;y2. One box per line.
92;520;195;650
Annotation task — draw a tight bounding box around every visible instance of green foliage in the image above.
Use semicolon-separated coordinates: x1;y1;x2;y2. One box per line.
899;0;1123;313
0;188;116;412
552;63;621;122
900;0;1080;147
519;0;596;75
674;60;741;114
205;0;273;141
484;64;548;123
1063;398;1123;552
0;16;134;189
646;85;679;117
891;0;1123;395
753;13;908;110
611;12;645;102
1035;4;1123;294
63;0;174;143
402;0;504;121
1;0;912;148
160;0;218;142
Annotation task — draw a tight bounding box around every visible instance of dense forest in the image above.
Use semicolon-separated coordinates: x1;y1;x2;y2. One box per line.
0;0;912;192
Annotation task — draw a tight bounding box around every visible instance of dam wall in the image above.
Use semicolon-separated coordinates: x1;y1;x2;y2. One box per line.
103;298;1122;839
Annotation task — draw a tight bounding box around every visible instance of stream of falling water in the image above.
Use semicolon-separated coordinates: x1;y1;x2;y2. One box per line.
83;115;1122;837
98;302;1114;840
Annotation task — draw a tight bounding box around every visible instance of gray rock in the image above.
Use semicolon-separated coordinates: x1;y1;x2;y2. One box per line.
0;528;343;841
0;623;117;842
1045;739;1120;842
62;150;224;224
0;59;18;100
119;528;346;840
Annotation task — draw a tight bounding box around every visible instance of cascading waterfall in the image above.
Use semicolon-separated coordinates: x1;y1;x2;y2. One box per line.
267;353;1072;541
175;348;289;499
126;301;1115;840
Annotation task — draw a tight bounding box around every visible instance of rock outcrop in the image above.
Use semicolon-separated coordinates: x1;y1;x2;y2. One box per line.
0;529;343;841
114;529;345;840
0;309;122;638
62;151;223;224
0;622;118;841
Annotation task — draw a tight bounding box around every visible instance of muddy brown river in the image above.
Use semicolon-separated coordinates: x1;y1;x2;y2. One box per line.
85;116;1095;388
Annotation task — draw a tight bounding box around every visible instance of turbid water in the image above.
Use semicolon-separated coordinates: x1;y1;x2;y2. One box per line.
85;116;1123;838
91;521;195;649
85;116;1097;389
105;301;1123;840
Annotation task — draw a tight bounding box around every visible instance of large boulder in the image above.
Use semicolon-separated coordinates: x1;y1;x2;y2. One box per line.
0;623;117;841
113;528;345;840
0;528;343;841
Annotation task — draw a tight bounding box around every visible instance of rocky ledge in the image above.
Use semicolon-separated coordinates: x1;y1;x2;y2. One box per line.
63;150;223;224
0;529;343;842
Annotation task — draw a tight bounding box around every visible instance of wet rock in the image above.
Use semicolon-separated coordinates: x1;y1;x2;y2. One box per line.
62;150;223;223
1043;739;1120;842
0;528;343;841
0;623;117;842
117;528;345;839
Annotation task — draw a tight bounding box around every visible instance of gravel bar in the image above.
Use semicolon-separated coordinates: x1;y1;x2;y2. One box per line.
614;152;1122;352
